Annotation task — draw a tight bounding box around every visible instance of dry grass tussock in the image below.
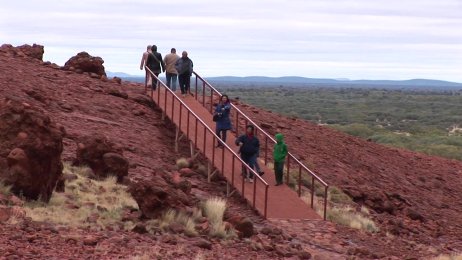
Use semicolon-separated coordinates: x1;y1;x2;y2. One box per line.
202;197;236;239
301;188;379;233
176;157;190;169
433;253;462;260
145;198;236;239
0;181;12;196
24;162;138;230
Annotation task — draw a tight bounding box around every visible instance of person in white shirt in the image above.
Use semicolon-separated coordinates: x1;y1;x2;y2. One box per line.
140;45;152;87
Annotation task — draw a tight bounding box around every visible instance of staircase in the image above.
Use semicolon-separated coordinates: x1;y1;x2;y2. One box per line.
145;68;328;220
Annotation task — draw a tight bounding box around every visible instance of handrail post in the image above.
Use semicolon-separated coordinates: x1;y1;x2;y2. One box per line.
187;110;190;140
195;76;198;100
221;147;225;175
179;103;182;129
210;89;214;113
253;173;257;208
202;82;205;106
171;92;175;120
286;156;291;185
212;137;216;165
157;81;160;103
203;124;207;152
298;164;302;197
195;118;198;149
311;176;315;209
231;156;235;186
324;186;328;220
265;136;268;165
235;113;239;136
164;86;167;112
264;185;269;218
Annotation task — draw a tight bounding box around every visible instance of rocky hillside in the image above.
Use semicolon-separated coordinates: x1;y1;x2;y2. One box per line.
0;43;461;259
236;98;462;252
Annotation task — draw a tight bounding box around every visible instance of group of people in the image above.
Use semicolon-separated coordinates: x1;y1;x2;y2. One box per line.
140;45;194;97
213;95;288;185
141;45;288;185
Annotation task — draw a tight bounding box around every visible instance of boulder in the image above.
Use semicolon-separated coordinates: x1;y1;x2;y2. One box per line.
74;135;129;182
63;52;106;77
226;214;254;238
128;174;192;218
0;99;64;202
131;94;154;108
0;44;44;61
17;44;44;60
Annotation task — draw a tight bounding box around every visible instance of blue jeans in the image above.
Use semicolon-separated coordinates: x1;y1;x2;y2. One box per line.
241;153;257;179
166;72;178;91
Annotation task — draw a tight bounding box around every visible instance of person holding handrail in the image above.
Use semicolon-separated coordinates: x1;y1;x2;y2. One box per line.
235;125;260;183
273;133;288;186
140;45;152;88
175;51;194;97
214;95;232;148
146;45;165;90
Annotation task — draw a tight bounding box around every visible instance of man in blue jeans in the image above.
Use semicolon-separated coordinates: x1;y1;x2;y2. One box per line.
235;125;260;183
163;48;180;91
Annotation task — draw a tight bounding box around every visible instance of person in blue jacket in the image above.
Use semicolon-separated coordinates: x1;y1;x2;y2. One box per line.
236;125;260;183
214;95;232;148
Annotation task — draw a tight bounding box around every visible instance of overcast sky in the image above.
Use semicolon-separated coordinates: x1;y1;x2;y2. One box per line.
1;0;461;81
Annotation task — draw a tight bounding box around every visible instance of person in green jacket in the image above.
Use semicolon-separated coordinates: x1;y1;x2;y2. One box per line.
273;133;288;186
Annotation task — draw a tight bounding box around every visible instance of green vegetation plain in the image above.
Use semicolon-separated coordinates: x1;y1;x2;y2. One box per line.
214;84;462;161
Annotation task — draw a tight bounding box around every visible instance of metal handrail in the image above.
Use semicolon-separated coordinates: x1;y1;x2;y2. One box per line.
145;67;270;218
192;71;329;220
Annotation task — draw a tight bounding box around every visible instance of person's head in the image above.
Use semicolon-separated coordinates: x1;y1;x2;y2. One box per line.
246;125;254;135
171;48;176;54
151;45;157;52
275;133;284;143
182;51;188;58
146;45;152;51
220;95;229;103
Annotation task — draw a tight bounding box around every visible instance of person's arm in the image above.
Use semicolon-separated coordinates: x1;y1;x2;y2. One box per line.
283;144;288;158
235;135;244;146
159;54;166;73
189;60;194;76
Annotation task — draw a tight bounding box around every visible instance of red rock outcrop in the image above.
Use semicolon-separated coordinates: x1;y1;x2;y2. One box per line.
0;99;64;202
74;135;129;182
0;44;44;61
63;51;106;77
128;173;193;218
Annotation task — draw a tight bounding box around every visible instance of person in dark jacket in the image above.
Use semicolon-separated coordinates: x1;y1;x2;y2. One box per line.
214;95;232;148
175;51;193;97
146;45;165;90
273;133;288;186
235;125;260;183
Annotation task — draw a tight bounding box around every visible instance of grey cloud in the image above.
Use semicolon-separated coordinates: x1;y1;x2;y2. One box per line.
0;0;461;81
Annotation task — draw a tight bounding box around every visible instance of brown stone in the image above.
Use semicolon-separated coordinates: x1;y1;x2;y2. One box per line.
0;100;64;202
63;52;106;77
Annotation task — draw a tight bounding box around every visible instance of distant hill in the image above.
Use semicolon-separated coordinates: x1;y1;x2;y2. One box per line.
115;73;462;90
106;71;137;78
206;76;462;89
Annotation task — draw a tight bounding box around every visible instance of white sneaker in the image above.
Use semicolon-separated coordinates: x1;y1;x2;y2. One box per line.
248;178;254;183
